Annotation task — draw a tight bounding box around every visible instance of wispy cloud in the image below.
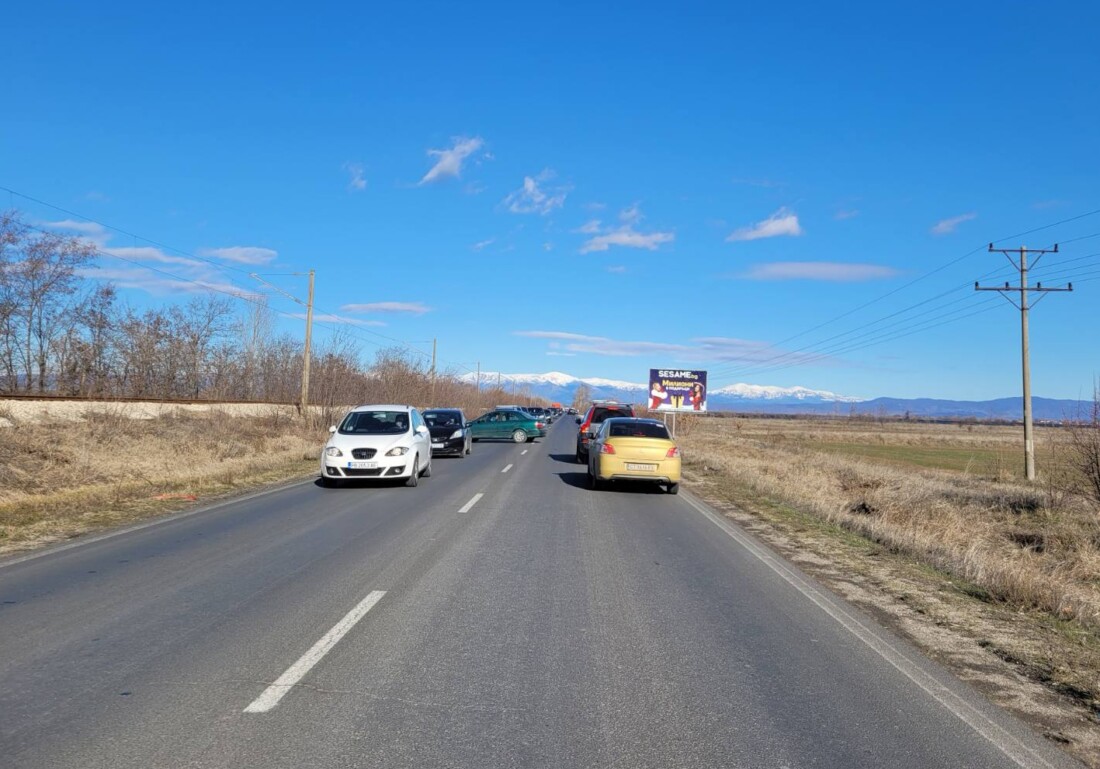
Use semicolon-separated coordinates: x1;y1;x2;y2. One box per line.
574;219;602;234
546;351;577;357
739;261;900;281
420;136;484;185
78;266;263;300
502;170;569;215
579;206;674;254
834;209;860;220
515;330;835;367
607;265;627;274
84;191;110;203
198;246;278;265
343;162;366;191
342;301;431;315
471;238;496;252
930;212;977;236
726;207;803;242
285;312;386;327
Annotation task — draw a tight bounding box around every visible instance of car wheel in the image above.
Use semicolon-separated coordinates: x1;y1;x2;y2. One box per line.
405;455;420;487
423;456;432;478
511;429;527;444
464;439;471;456
667;482;680;495
575;450;585;464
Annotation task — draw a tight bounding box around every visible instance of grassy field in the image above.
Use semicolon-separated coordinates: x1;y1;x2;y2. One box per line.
0;404;323;554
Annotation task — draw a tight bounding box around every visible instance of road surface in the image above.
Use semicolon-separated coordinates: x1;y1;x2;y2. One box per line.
0;419;1081;768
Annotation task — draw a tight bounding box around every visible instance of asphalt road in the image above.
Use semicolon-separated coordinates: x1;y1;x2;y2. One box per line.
0;419;1082;768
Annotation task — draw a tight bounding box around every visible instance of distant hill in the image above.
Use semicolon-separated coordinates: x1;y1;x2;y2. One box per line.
458;371;1088;421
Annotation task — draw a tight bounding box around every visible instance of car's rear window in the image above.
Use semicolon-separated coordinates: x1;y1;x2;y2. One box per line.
339;410;410;435
591;406;634;423
609;422;670;439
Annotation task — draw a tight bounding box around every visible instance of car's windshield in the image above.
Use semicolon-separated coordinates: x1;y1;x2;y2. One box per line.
338;410;409;435
609;421;670;439
424;411;461;427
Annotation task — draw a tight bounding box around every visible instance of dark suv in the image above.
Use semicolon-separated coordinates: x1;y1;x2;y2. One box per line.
575;401;636;462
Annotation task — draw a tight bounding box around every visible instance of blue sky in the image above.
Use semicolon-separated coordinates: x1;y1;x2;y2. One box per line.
3;1;1099;400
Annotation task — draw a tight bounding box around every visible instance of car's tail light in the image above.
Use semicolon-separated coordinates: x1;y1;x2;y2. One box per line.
666;447;681;458
536;422;545;429
600;443;616;454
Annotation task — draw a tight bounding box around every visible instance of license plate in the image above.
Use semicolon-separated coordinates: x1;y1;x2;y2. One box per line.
626;463;656;471
347;461;378;469
432;442;444;447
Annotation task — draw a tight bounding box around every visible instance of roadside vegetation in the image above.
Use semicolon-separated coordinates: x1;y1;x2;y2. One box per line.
674;411;1100;760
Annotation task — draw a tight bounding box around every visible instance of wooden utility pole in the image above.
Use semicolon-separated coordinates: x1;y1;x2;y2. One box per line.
976;245;1071;481
429;338;437;405
300;269;316;414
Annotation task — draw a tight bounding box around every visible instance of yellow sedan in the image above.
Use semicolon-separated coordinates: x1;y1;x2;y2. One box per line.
587;417;682;494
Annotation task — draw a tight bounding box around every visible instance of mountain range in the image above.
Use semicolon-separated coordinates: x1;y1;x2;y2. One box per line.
458;371;1090;421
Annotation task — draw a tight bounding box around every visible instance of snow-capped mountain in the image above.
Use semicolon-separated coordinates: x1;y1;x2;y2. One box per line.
457;371;857;407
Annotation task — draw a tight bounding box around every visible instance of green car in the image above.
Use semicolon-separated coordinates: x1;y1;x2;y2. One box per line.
468;409;546;443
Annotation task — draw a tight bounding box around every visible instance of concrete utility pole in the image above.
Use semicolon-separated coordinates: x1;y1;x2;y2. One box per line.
429;338;437;405
976;244;1072;481
300;270;316;414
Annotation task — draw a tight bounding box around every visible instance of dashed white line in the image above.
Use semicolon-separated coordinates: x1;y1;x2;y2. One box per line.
521;449;528;455
458;493;484;513
501;464;513;473
244;590;386;714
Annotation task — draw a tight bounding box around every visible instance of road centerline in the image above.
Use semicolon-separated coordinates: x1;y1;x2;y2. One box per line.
243;589;386;714
501;464;513;474
458;493;484;514
521;449;528;455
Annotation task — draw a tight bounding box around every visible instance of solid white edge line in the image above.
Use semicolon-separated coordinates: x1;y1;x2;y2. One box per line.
501;464;513;473
458;493;484;514
244;589;386;714
680;492;1059;769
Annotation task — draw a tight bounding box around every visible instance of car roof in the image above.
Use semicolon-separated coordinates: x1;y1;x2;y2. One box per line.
350;404;413;412
424;407;463;412
603;417;663;424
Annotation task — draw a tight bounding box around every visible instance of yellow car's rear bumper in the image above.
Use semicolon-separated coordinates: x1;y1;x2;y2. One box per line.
593;455;681;484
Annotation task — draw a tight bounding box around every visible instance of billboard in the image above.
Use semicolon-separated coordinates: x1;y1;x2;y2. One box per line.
648;369;707;412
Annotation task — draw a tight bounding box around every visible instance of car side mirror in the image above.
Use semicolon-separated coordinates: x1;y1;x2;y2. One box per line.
329;425;337;433
416;425;429;435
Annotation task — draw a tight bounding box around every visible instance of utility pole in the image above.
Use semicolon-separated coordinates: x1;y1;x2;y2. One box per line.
301;270;316;414
976;244;1072;481
429;338;437;405
476;362;481;394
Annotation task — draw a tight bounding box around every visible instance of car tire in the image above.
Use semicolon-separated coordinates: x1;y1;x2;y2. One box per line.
575;450;585;464
511;429;527;444
667;482;680;495
465;439;471;456
423;456;432;478
405;455;420;487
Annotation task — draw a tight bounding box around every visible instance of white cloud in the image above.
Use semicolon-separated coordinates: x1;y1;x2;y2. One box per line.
42;219;109;244
514;329;834;366
607;265;627;274
343;162;366;191
342;301;431;315
285;312;385;327
726;207;804;242
198;246;278;265
420;136;484;184
574;219;602;234
502;171;568;215
740;261;900;281
834;209;860;220
579;206;674;254
78;266;262;300
103;246;208;269
930;212;977;236
471;238;495;251
546;351;577;357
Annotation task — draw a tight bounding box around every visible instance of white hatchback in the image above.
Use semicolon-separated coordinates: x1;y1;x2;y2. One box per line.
320;405;432;487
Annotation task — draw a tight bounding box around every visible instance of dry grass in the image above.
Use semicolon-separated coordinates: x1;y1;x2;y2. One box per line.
0;405;322;553
678;416;1100;629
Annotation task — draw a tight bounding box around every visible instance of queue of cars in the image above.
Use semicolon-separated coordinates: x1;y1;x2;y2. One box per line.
320;399;681;495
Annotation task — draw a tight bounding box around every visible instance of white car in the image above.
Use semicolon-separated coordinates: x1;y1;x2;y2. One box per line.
320;405;432;487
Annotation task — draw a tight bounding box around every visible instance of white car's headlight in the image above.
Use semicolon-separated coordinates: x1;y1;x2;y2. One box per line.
325;446;343;458
449;429;464;439
385;446;409;457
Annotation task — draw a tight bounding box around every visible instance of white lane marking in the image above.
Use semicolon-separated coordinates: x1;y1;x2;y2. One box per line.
458;493;484;514
501;464;513;474
681;493;1060;769
244;590;386;714
521;449;528;455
